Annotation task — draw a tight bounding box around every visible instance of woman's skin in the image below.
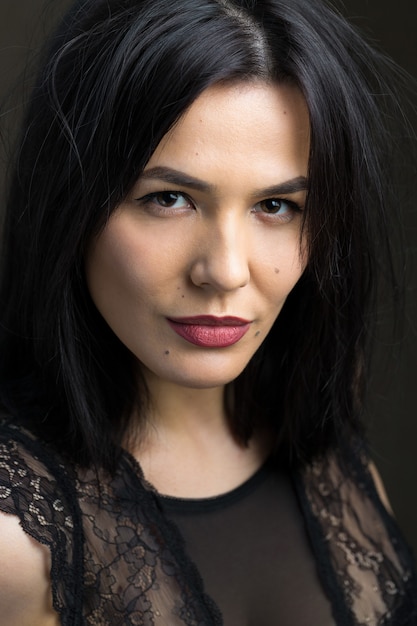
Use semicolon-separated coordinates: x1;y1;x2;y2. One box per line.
0;511;59;626
0;81;310;625
0;78;393;626
86;81;310;498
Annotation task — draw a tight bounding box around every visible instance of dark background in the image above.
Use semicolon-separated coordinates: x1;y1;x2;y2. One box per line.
0;1;416;554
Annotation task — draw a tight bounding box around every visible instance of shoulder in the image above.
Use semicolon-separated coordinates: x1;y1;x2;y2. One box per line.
0;511;60;626
0;418;82;625
297;442;417;624
0;417;81;545
368;460;393;514
0;418;74;518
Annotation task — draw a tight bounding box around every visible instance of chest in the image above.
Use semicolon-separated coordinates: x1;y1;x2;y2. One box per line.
73;456;416;626
158;465;335;626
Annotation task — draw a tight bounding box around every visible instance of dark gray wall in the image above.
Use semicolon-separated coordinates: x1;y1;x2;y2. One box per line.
0;0;416;555
339;0;417;557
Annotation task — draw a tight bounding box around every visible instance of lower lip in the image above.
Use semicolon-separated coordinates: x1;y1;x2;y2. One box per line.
167;320;250;348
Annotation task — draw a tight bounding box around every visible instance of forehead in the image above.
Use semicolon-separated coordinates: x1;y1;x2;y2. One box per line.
146;81;310;186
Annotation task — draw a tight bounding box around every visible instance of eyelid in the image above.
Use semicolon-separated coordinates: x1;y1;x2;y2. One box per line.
133;188;305;217
251;197;304;225
135;189;191;202
134;190;195;215
256;196;304;211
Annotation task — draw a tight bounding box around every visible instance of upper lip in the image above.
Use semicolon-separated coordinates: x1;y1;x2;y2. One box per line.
168;316;251;326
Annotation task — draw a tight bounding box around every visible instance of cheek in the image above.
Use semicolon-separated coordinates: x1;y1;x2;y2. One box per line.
85;224;150;331
86;231;130;309
253;233;306;302
85;218;184;329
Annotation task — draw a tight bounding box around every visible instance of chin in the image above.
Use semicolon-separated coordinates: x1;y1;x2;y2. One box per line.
170;370;241;389
144;359;249;390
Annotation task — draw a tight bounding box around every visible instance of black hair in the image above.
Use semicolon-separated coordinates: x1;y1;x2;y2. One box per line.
0;0;411;470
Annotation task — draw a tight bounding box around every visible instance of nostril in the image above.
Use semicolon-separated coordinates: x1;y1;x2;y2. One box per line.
189;243;250;291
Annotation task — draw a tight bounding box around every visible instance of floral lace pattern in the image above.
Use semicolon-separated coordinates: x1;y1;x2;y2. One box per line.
0;419;416;625
297;447;417;625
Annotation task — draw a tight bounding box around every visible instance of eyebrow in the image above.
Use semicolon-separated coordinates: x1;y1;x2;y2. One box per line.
140;166;308;197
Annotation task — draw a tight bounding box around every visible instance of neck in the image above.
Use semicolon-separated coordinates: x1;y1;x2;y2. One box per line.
129;373;270;498
144;374;228;438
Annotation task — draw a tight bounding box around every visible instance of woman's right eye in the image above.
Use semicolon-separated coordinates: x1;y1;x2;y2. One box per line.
139;191;192;210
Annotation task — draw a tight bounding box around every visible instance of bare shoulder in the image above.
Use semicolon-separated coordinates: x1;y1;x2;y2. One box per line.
0;511;60;626
368;461;394;515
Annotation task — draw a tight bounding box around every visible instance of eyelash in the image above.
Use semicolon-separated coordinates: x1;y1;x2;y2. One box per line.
255;197;303;220
138;191;193;212
136;191;303;222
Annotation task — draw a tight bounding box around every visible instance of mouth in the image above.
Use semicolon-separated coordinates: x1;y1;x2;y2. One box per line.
167;316;251;348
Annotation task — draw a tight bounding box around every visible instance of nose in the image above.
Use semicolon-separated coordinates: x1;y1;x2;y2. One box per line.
189;213;250;292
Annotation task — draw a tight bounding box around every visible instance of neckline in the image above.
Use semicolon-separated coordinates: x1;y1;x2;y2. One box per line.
157;459;273;513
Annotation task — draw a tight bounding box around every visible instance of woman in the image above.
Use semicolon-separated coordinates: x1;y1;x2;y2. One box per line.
0;0;415;624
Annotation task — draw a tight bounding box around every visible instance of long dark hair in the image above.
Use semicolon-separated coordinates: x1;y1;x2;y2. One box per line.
0;0;409;470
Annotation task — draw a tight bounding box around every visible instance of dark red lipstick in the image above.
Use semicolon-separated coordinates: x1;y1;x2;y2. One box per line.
167;316;251;348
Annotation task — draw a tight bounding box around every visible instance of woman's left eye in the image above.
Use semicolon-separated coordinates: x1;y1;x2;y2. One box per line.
257;198;299;217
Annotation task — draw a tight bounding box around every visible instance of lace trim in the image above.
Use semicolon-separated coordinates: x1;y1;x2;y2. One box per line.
295;444;417;626
119;452;224;624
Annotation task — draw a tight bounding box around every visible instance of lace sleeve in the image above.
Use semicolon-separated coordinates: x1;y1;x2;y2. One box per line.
0;420;85;625
0;420;224;625
295;443;417;626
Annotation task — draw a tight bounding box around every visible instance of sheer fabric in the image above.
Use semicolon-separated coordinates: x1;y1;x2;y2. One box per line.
158;460;335;625
0;418;416;625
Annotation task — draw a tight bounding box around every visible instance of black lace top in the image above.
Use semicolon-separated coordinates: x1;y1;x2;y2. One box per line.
0;418;416;626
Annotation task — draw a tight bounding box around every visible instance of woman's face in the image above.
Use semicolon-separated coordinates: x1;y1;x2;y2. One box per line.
86;81;310;391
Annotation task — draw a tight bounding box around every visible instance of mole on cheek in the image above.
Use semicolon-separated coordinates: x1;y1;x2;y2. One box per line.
164;350;170;356
255;331;261;338
274;268;280;274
